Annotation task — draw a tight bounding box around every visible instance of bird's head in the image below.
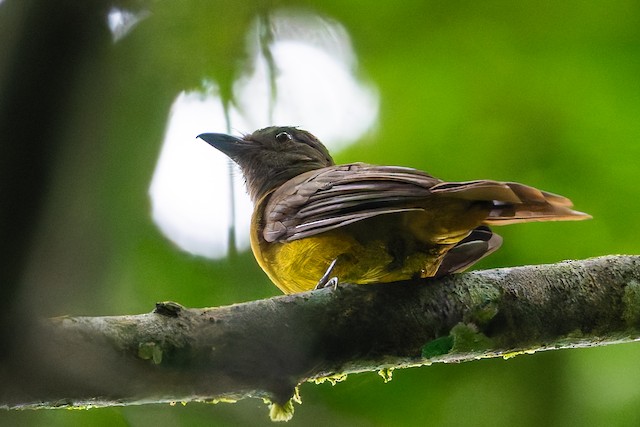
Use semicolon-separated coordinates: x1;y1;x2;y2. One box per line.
199;126;335;202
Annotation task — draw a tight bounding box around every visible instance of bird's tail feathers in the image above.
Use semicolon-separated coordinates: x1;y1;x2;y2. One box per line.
430;180;591;224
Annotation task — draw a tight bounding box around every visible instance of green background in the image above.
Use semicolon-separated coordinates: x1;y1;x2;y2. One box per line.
2;0;639;426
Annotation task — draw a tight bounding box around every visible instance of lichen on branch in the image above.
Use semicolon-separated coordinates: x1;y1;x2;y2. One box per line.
2;256;639;422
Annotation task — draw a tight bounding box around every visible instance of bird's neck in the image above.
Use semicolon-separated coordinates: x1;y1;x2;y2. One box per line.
244;163;320;204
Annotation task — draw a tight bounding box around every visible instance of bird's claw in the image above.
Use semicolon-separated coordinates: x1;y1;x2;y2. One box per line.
315;259;339;290
315;276;340;291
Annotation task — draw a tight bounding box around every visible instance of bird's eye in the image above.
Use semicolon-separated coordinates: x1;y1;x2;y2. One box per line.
275;131;292;143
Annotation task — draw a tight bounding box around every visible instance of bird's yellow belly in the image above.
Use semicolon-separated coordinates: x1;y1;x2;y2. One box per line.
250;202;489;294
251;224;448;294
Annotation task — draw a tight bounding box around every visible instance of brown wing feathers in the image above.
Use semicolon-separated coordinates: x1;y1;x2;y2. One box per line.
431;180;590;224
263;164;590;243
264;164;437;242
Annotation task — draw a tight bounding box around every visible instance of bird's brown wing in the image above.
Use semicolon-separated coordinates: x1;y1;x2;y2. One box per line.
263;163;439;242
262;163;590;243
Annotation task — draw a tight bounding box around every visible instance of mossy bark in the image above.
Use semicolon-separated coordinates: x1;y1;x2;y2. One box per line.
2;256;639;418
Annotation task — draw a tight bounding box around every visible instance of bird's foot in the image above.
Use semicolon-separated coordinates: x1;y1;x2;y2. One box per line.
315;259;340;291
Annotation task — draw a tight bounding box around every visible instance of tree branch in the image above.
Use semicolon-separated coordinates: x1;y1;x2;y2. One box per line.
2;256;639;421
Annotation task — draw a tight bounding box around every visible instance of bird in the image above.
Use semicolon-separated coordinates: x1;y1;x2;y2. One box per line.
198;126;590;294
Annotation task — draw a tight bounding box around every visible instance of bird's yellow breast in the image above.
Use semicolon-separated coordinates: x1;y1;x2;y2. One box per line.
250;205;479;294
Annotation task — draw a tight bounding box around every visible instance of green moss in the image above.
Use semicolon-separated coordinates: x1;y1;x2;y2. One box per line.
292;386;302;404
450;323;494;353
421;323;493;360
465;283;500;325
63;404;98;410
421;335;454;358
501;349;537;360
208;397;238;404
377;368;394;383
137;341;163;364
268;399;295;422
622;280;640;328
311;373;348;385
263;387;301;422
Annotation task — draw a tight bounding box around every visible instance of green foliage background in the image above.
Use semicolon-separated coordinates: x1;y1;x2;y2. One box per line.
2;0;639;426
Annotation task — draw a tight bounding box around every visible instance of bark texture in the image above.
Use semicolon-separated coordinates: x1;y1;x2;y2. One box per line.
2;256;639;419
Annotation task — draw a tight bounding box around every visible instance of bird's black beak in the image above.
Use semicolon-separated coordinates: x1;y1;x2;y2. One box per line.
197;132;247;156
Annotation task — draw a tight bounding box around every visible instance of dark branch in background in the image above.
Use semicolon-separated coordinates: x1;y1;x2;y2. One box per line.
2;256;639;421
0;0;112;361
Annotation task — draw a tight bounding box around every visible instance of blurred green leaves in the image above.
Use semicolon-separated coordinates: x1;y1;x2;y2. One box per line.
2;0;639;425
